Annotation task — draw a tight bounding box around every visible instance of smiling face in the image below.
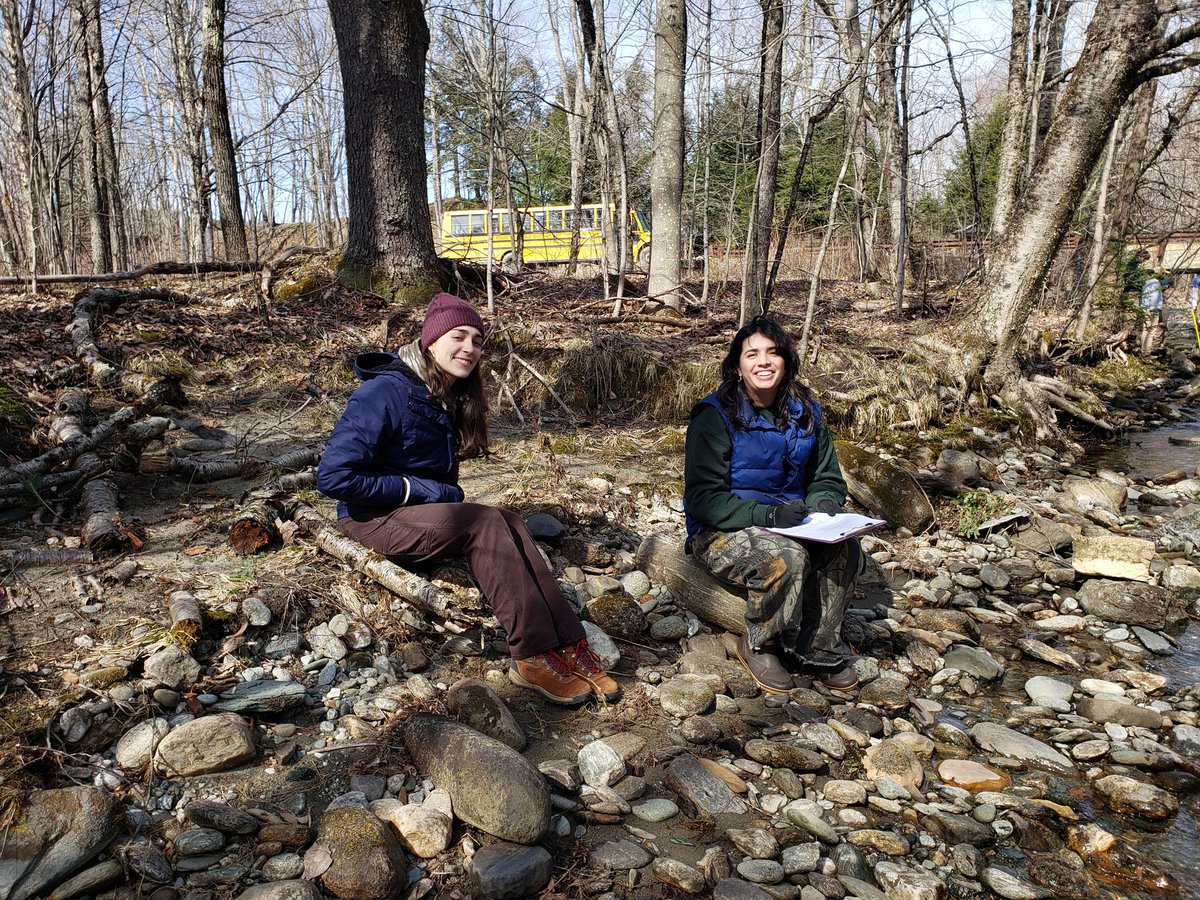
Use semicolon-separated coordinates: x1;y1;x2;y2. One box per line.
738;330;785;407
427;325;484;381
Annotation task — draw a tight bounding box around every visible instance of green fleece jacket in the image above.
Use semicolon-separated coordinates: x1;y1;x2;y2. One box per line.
684;402;848;531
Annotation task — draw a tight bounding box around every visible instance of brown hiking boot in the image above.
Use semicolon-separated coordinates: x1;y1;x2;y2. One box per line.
509;652;593;705
561;638;621;702
817;664;859;692
736;632;794;695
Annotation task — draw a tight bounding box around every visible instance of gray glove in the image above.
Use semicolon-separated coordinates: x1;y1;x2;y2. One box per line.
816;498;843;515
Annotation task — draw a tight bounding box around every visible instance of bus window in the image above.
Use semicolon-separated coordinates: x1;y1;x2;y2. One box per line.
549;210;564;232
533;211;547;232
451;215;470;237
490;213;511;235
470;214;486;235
522;212;543;233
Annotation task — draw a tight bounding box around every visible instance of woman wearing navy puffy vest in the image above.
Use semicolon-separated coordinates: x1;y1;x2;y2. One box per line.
316;293;619;706
684;315;861;694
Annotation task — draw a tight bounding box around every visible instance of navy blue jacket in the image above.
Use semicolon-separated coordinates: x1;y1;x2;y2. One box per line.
316;350;464;519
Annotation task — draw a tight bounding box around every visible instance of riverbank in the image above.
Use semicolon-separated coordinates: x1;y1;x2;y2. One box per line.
1;275;1198;900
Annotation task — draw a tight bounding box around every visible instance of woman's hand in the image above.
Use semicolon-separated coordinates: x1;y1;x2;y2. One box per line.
766;500;808;527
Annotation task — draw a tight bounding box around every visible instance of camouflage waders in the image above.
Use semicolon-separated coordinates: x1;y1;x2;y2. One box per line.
692;526;862;669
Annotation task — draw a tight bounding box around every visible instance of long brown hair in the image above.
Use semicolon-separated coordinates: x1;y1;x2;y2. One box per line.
423;350;490;459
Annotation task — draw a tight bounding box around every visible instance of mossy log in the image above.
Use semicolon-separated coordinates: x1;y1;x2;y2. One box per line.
635;532;746;635
228;500;279;555
286;502;467;623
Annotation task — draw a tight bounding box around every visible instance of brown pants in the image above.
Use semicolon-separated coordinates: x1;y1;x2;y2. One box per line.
338;503;584;659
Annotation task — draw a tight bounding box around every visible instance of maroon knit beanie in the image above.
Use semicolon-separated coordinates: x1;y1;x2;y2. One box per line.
419;293;485;351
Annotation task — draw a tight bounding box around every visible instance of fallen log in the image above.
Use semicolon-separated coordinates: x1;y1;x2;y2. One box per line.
0;547;94;569
228;499;280;555
286;502;467;623
79;459;131;556
0;380;175;486
635;532;746;635
169;590;203;646
0;259;256;286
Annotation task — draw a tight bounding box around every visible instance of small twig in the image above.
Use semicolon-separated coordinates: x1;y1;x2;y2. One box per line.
511;352;577;420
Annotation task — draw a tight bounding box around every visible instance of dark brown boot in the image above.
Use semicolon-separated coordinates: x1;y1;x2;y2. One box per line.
736;633;794;695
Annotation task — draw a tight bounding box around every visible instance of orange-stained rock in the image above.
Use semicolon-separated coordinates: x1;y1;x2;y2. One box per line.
936;759;1011;792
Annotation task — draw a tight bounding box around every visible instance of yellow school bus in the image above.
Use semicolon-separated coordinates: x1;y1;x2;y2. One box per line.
439;203;651;272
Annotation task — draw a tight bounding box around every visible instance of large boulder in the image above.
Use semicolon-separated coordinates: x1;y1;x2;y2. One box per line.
401;714;550;844
836;442;935;534
1076;579;1187;628
1062;475;1126;513
0;786;119;900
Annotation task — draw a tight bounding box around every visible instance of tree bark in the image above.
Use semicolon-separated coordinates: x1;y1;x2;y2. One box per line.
740;0;784;318
990;0;1031;242
967;0;1172;381
648;0;686;310
201;0;249;261
165;0;211;262
328;0;441;298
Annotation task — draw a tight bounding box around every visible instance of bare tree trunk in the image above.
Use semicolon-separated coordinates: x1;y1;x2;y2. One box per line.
990;0;1031;241
201;0;249;261
165;0;210;262
648;0;686;310
937;19;986;268
967;0;1179;381
1073;121;1119;340
741;0;784;319
1029;0;1071;167
73;0;112;274
887;1;912;313
328;0;441;297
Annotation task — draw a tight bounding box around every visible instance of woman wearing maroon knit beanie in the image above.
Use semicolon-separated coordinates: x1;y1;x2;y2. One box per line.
317;293;618;705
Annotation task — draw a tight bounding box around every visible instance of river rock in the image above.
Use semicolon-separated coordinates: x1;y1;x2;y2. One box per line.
836;441;936;532
1015;638;1081;670
1062;475;1126;512
578;738;626;788
445;678;525;751
1071;534;1154;582
923;810;995;846
1015;516;1073;554
658;674;715;717
874;861;945;900
864;739;924;789
582;621;621;669
312;805;406;899
1091;775;1179;820
798;722;847;759
969;722;1073;773
727;828;779;860
1033;615;1086;633
371;789;453;858
1076;579;1186;628
736;859;783;884
155;714;255;776
632;799;679;822
782;842;821;875
784;806;838;844
584;592;646;639
1024;676;1073;712
212;679;306;714
712;877;774;899
943;646;1005;680
261;853;305;881
858;671;911;709
1075;697;1163;730
590;839;652;870
306;624;347;660
0;786;118;900
470;842;554;899
174;827;224;857
185;799;260;834
114;717;170;769
846;829;909;855
401;714;549;844
981;866;1052;899
744;739;825;772
235;881;324;900
664;753;746;815
653;857;706;893
822;779;867;805
1170;723;1200;755
44;859;123;900
142;645;202;689
935;759;1011;791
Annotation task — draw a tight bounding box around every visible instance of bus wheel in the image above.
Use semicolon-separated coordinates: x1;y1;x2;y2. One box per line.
500;252;521;275
635;244;651;273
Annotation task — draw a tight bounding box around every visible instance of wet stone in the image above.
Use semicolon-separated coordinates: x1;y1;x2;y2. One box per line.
1091;774;1179;820
713;878;774;899
736;859;784;884
744;739;825;772
185;800;259;834
173;827;224;857
943;646;1005;680
980;866;1053;899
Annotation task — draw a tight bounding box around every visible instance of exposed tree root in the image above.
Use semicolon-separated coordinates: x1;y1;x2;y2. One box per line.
259;245;327;303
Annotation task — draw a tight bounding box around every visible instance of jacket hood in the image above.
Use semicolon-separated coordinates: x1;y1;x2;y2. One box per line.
352;340;427;383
